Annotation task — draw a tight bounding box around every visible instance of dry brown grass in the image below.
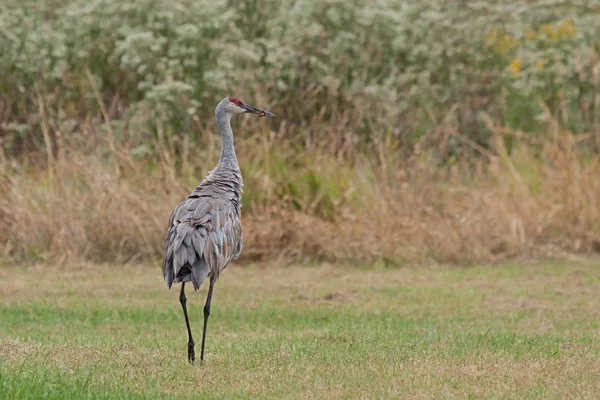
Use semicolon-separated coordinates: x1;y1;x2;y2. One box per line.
1;112;600;266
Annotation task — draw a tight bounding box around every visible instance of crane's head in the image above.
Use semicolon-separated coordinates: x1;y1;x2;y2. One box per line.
219;97;276;118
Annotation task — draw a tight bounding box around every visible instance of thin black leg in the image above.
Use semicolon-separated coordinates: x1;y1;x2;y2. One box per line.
200;275;216;362
179;282;195;364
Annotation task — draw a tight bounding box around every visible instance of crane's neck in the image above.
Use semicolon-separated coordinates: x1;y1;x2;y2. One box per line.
215;109;239;169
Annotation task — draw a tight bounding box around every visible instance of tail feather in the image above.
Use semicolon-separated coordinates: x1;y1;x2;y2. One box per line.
191;259;210;291
164;261;174;289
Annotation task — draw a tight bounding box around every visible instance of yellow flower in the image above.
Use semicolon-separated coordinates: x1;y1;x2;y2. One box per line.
537;19;577;42
508;59;522;77
536;59;546;70
524;27;537;41
539;23;558;40
557;18;577;37
486;28;519;55
485;27;500;44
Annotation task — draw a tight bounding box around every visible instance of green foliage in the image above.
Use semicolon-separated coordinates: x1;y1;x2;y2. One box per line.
241;146;358;218
1;0;600;155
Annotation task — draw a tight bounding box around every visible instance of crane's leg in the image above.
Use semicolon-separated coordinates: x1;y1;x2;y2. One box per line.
200;275;216;362
179;282;195;364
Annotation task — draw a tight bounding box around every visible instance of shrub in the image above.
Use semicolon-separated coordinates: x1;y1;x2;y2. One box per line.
1;0;600;158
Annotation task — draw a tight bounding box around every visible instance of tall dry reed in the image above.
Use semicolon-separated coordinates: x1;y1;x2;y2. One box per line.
2;111;599;266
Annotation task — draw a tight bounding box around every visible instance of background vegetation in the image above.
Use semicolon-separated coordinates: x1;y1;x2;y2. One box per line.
1;0;600;265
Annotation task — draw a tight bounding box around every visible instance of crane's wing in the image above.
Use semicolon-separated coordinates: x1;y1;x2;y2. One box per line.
163;196;242;290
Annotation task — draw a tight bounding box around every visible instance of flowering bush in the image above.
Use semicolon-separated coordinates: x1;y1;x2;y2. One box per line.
1;0;599;156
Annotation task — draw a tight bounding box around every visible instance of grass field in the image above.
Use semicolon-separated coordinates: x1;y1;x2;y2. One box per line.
1;261;599;399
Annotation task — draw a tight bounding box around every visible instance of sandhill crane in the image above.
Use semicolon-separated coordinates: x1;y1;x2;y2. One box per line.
163;97;275;363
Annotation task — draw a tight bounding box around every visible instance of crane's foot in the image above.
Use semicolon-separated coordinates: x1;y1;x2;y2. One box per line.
188;340;195;364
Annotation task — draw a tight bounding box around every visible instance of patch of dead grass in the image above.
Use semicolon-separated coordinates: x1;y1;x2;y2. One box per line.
0;339;41;361
2;123;600;266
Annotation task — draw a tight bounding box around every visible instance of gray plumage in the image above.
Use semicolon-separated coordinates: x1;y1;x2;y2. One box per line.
163;168;243;290
163;98;245;290
161;96;275;364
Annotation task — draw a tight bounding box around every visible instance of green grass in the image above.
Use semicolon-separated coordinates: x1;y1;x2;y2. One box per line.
1;261;600;399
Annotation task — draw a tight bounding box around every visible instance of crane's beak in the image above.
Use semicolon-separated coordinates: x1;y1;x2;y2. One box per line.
241;103;276;118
